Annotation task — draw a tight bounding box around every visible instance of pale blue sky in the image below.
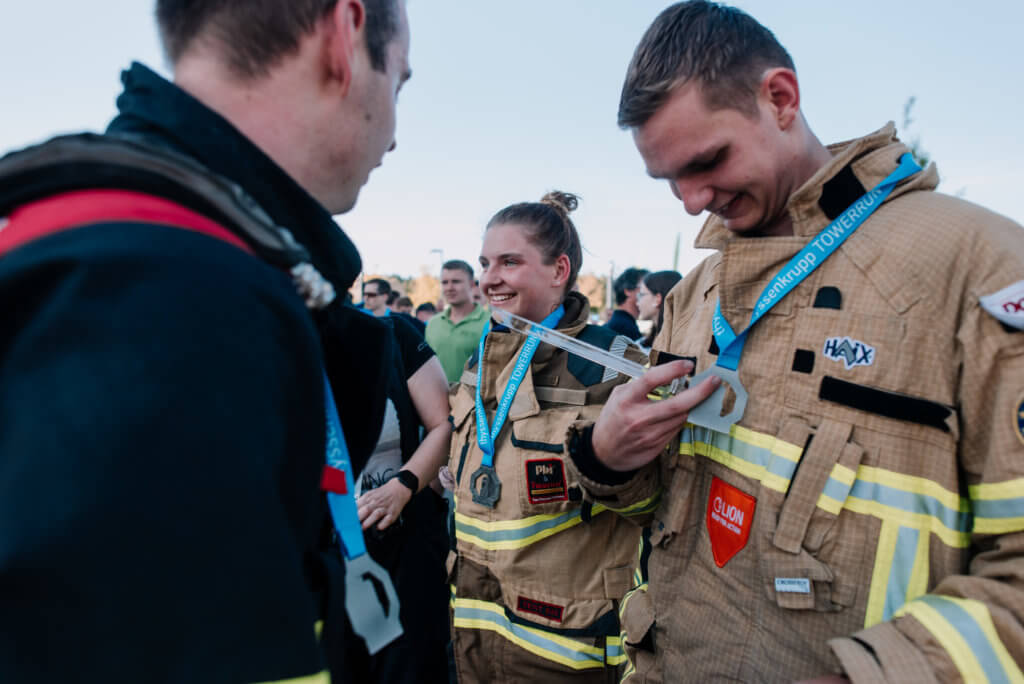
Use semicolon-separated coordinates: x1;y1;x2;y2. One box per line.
3;1;1022;280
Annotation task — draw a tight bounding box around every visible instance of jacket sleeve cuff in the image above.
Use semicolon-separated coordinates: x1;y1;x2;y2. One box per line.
566;421;659;506
830;620;937;684
568;422;638;485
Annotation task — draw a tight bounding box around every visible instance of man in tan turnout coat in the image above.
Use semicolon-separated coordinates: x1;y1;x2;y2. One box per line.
566;2;1024;682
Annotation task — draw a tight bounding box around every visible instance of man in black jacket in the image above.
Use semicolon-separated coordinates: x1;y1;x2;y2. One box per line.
0;1;410;681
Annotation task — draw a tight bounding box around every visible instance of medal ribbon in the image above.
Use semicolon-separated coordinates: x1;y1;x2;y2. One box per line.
712;153;921;371
322;371;367;560
475;305;565;467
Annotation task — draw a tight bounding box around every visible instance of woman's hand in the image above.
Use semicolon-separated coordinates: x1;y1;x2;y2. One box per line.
357;477;414;531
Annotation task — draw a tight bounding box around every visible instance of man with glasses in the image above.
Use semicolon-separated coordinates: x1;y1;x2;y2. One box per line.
363;278;394;317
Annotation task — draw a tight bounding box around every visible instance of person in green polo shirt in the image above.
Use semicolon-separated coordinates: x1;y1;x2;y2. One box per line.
425;259;489;383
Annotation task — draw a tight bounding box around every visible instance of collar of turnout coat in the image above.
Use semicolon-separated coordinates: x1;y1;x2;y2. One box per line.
107;62;362;294
694;123;940;251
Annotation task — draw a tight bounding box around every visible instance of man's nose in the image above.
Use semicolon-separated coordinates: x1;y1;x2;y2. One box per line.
672;178;713;216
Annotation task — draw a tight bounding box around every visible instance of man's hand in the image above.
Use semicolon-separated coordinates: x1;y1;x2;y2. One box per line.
357;477;413;531
591;360;720;472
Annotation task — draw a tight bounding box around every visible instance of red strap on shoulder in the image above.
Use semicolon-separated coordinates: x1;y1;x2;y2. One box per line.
0;189;253;257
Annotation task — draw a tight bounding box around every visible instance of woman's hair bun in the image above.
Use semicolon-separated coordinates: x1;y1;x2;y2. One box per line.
540;191;579;215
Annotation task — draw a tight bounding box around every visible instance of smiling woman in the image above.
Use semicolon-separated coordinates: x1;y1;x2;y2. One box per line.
446;191;653;683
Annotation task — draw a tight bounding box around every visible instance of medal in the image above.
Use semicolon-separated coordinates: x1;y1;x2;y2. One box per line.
471;305;565;508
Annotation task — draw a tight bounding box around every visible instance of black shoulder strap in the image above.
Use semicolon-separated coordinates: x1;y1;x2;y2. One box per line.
0;133;309;268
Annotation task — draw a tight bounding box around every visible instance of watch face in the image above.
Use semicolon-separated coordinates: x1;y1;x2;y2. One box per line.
396;469;418;492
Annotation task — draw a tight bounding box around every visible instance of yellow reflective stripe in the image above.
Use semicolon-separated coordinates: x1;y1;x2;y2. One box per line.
857;466;968;513
453;597;609;670
594;491;662;517
254;671;330;684
842;497;969;548
899;601;987;683
618;582;648;620
897;597;1024;684
680;424;802;494
969;478;1024;500
455;509;570;532
907;532;930;606
455;515;584;551
605;636;628;666
970;478;1024;535
732;424;802;461
314;620;323;641
865;519;900;627
698;439;790;493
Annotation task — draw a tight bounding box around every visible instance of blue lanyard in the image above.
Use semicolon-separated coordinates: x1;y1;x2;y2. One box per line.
474;305;565;467
322;371;366;560
712;153;921;371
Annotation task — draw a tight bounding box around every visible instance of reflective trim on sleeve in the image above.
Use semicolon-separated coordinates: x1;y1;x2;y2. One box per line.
970;479;1024;535
452;597;620;670
896;595;1024;684
254;671;330;684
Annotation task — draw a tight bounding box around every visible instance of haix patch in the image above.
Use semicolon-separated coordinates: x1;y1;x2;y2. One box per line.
525;458;568;504
517;595;564;623
706;476;755;568
981;280;1024;330
822;336;875;369
1015;392;1024;447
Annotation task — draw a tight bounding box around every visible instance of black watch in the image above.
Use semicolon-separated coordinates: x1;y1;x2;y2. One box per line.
393;469;419;493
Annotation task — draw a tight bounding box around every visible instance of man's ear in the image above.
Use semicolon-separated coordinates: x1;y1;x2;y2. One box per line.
759;68;801;130
324;0;367;96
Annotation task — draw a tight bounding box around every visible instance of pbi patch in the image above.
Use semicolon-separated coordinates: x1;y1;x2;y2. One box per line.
822;336;875;370
525;459;568;504
517;595;564;623
1015;393;1024;447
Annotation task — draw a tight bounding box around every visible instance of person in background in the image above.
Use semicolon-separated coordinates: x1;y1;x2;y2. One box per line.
0;0;413;681
351;311;451;682
362;277;393;317
425;259;488;383
393;295;425;333
571;2;1024;682
604;266;649;340
447;191;654;682
415;301;437;323
394;295;414;315
637;269;682;348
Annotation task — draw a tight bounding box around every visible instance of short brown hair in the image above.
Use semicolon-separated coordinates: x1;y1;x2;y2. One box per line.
618;1;794;128
486;191;584;294
157;0;400;79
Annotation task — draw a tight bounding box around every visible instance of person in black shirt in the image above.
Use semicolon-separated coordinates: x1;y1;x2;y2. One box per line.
605;266;649;339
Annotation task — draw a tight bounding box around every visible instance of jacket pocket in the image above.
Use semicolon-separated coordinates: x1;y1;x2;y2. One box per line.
449;387;476;485
513;410;580;514
620;584;657;680
758;417;867;611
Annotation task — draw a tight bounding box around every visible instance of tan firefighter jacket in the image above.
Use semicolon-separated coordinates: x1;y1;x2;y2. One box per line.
448;292;656;673
570;124;1024;683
